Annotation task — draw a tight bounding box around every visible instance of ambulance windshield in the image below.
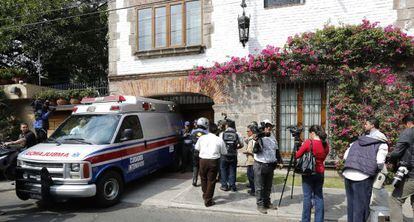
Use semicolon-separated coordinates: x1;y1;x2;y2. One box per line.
49;114;121;145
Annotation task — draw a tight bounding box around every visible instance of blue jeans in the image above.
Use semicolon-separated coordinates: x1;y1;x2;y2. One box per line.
220;156;237;189
302;173;324;222
344;177;374;222
247;165;255;192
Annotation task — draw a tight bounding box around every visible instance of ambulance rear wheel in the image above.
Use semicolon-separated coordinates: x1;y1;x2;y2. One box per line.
95;170;124;207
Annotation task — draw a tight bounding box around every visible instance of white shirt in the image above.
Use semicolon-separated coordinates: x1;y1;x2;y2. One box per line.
254;136;278;163
195;133;227;159
343;129;388;181
70;126;85;135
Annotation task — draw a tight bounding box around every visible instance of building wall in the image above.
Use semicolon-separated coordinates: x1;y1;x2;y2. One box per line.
109;0;397;77
395;0;414;34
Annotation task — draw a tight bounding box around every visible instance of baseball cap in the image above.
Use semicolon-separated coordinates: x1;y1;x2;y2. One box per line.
262;119;274;126
184;121;190;126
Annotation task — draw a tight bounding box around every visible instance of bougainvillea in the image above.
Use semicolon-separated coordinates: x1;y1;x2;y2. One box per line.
189;20;414;166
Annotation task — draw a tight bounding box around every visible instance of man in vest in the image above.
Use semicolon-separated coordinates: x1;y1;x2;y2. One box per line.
389;114;414;221
343;117;388;222
190;117;209;186
219;119;244;192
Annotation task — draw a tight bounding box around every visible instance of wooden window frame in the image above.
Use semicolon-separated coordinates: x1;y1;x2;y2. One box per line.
264;0;305;8
136;0;203;52
276;83;327;156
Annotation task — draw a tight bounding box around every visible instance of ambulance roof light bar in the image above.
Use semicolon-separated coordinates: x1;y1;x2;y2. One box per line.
81;95;126;104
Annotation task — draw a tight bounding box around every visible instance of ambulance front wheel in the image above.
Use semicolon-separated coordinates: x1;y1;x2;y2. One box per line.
95;170;124;207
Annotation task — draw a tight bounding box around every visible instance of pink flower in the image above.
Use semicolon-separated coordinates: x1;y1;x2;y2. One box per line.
385;74;396;85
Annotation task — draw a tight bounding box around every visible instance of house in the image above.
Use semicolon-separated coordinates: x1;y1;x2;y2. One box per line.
107;0;414;155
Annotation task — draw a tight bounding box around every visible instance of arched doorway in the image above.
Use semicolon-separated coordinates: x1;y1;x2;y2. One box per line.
150;93;214;123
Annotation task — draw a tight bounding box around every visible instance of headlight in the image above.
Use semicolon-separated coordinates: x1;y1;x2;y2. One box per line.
70;163;80;172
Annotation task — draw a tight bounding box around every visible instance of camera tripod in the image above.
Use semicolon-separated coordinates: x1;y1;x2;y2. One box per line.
278;136;302;207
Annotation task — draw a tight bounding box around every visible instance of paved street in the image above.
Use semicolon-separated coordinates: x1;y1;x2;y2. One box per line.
0;170;412;222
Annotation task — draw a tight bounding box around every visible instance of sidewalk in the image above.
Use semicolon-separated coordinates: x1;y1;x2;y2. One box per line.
121;172;414;221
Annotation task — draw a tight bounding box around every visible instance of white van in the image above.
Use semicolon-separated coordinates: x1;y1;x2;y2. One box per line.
15;95;183;207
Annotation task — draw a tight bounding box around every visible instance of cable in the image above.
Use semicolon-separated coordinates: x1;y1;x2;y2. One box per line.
0;0;107;22
0;0;242;31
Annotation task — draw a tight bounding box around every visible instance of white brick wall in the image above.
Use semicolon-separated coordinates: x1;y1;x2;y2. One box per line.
114;0;397;75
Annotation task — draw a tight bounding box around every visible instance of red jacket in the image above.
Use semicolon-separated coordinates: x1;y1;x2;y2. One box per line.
295;139;329;174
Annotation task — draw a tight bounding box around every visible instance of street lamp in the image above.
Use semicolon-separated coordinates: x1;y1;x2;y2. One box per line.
238;0;250;48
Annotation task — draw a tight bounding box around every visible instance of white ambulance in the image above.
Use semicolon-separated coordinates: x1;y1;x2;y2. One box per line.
16;95;182;207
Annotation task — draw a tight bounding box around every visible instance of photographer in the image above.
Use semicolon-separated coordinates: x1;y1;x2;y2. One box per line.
253;119;283;214
33;100;55;143
342;118;388;222
389;114;414;221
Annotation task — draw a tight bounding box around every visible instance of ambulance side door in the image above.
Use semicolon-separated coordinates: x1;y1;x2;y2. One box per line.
114;114;147;178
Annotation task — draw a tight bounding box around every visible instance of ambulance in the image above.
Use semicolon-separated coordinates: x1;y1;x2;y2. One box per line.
15;95;183;207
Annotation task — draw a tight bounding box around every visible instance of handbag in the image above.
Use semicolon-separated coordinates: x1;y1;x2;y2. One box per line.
294;140;316;175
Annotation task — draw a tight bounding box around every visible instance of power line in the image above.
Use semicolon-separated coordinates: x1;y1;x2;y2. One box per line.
0;0;242;31
0;0;108;23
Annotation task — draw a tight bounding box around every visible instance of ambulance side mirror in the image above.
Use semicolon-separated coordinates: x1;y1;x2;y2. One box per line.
120;129;133;142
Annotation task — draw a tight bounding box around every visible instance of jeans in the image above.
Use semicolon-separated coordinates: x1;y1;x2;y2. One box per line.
302;174;324;222
253;161;275;207
220;156;237;189
344;177;374;222
247;165;255;192
390;177;414;221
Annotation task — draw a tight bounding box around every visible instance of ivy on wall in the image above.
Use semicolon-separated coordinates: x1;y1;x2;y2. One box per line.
189;20;414;165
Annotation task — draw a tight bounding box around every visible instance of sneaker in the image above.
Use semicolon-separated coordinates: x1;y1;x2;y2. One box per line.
220;186;229;191
257;206;267;214
247;190;255;196
231;186;237;192
192;182;197;187
265;203;278;210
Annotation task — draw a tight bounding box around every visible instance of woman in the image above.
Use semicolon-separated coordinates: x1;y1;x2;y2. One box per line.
295;125;329;222
242;124;257;196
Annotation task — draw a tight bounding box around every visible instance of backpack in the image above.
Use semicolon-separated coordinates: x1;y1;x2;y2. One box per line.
222;131;239;156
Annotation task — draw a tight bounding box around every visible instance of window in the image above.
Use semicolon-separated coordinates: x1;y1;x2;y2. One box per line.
277;83;326;154
137;0;202;51
138;8;152;51
264;0;304;8
115;115;143;143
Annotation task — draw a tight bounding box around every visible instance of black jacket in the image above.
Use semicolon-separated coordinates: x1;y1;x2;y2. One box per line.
390;128;414;178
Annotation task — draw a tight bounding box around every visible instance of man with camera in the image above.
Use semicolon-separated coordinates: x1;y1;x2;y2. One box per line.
342;118;388;222
219;119;244;192
253;119;283;214
389;114;414;221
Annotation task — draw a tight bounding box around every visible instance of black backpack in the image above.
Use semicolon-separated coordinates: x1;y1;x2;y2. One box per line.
222;131;239;156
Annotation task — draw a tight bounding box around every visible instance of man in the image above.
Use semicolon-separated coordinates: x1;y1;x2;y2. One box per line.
5;123;37;149
33;108;53;143
70;118;87;135
242;124;257;196
389;114;414;221
219;119;244;192
181;121;193;173
253;119;283;214
190;118;209;186
195;122;227;207
343;117;388;222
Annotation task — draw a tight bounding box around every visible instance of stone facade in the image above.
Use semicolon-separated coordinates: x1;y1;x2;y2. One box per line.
395;0;414;34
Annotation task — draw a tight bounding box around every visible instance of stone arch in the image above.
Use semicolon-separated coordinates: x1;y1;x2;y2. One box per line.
108;71;230;105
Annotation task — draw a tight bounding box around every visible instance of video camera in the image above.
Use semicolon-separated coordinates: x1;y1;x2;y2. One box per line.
31;99;56;113
392;161;410;187
286;125;303;139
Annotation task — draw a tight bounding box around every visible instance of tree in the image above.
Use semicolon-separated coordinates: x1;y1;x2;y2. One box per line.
0;0;108;85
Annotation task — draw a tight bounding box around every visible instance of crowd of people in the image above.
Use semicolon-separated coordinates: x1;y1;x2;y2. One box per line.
181;114;414;222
